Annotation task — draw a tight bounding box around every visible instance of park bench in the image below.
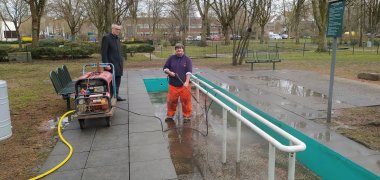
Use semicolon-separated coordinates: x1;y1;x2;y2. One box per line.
245;51;281;70
49;65;75;110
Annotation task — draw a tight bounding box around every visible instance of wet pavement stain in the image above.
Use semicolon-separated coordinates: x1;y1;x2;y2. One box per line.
148;92;320;179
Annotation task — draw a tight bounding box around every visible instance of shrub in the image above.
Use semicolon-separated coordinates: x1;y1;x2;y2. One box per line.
124;44;155;53
169;36;180;46
0;45;21;61
38;39;65;47
161;40;170;47
136;44;155;53
31;44;96;59
373;39;380;46
0;41;18;44
351;39;359;46
21;37;32;43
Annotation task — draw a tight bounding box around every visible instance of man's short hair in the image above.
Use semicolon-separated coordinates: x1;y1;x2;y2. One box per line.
112;24;122;29
175;43;184;49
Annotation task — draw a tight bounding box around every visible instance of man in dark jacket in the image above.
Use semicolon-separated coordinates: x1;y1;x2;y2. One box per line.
101;24;126;101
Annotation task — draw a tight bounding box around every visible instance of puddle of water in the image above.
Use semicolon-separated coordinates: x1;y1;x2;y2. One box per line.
214;82;240;94
148;92;320;179
313;131;331;142
230;75;333;102
290;121;308;129
48;117;70;129
256;76;328;99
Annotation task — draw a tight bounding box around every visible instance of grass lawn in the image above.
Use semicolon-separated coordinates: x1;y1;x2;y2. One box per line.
0;48;379;179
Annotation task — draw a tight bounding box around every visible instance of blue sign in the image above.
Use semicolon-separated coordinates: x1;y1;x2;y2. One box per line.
327;0;346;37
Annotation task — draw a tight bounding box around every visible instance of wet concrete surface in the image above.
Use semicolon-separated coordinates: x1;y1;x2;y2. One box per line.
39;68;380;179
149;92;319;179
195;68;380;176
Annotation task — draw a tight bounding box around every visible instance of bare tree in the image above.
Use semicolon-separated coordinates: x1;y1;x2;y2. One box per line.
289;0;305;44
84;0;106;41
146;0;165;39
0;0;30;48
366;0;380;43
129;0;139;39
51;0;86;40
256;0;271;44
345;0;358;44
231;0;258;65
115;0;132;24
169;0;191;44
24;0;47;47
311;0;327;52
194;0;212;46
211;0;245;45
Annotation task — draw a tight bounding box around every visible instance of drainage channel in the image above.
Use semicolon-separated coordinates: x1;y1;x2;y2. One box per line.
148;92;319;180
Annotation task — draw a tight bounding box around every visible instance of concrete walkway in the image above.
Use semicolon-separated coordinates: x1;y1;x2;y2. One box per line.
40;69;176;180
40;68;380;179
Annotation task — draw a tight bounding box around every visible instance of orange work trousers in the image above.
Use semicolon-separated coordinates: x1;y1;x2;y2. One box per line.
167;84;192;118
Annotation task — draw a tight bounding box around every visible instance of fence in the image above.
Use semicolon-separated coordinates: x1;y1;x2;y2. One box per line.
154;39;380;59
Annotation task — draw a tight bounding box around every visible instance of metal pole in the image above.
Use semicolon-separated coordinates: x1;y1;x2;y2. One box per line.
222;108;227;164
327;37;337;123
268;143;276;180
236;107;241;163
216;44;218;58
303;43;305;57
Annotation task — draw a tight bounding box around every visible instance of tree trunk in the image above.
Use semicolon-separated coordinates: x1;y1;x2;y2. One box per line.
31;15;39;48
260;26;265;44
222;25;230;45
347;6;352;43
70;27;76;40
105;1;113;33
295;27;300;44
317;30;327;52
16;27;22;48
311;0;328;52
199;16;208;47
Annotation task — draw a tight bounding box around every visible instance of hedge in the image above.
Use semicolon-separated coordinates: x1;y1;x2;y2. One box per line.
124;44;155;53
30;45;96;59
0;46;22;62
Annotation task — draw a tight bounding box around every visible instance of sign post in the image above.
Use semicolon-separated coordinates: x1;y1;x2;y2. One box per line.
326;0;346;123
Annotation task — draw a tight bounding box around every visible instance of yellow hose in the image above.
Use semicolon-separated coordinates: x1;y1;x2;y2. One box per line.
30;110;75;180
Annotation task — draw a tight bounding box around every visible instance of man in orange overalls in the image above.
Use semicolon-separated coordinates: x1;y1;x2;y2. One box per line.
163;43;193;123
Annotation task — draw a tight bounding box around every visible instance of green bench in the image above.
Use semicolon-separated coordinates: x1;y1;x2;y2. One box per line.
245;51;282;70
49;65;75;110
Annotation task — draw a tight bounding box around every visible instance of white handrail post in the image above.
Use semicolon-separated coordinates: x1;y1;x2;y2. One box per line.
222;108;227;164
195;79;200;116
195;79;200;101
236;107;241;163
288;147;296;180
268;143;276;180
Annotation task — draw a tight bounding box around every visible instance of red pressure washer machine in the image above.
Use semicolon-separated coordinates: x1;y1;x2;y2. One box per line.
73;63;117;129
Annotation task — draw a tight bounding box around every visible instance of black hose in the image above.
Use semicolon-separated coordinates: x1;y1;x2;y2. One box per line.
115;106;164;132
115;105;210;137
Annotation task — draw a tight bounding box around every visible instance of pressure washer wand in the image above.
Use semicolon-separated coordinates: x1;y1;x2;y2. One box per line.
174;73;199;103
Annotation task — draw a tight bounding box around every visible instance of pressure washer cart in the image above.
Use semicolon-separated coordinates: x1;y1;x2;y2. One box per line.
73;63;117;129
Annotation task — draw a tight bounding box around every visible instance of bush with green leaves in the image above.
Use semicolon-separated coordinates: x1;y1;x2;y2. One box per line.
0;45;21;61
31;44;96;59
124;44;155;54
38;39;65;47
